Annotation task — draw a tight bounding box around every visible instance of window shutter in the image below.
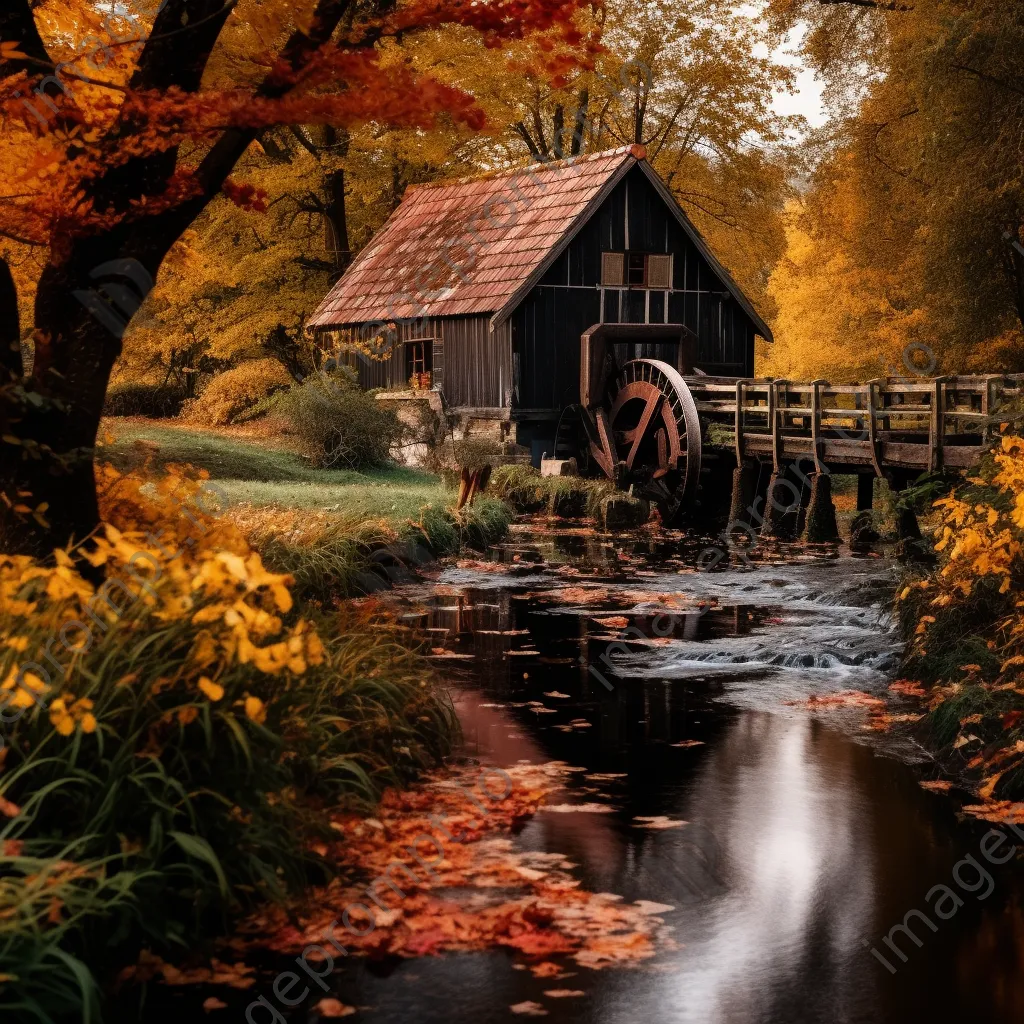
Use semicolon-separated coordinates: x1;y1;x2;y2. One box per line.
601;252;625;286
647;254;673;290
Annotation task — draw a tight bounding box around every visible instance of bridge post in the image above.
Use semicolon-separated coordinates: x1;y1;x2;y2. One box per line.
804;473;841;543
727;459;763;537
761;463;804;540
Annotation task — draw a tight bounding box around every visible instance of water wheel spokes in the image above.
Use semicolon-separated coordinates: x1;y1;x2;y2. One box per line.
607;358;702;522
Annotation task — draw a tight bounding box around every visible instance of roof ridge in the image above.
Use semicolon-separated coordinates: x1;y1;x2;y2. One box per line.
406;144;646;193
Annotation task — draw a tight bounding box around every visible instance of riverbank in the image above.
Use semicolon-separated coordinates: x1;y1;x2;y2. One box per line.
101;418;513;601
1;415;520;1021
866;435;1024;815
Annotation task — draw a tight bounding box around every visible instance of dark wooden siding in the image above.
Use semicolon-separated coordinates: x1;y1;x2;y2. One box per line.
333;316;510;411
516;165;758;412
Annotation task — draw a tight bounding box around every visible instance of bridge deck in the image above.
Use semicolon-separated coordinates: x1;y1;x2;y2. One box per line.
683;374;1024;475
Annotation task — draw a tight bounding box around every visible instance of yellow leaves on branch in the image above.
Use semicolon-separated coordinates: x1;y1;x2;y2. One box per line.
914;436;1024;656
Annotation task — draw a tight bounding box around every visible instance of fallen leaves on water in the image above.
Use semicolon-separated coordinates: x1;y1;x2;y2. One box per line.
528;961;575;979
550;587;611;605
543;691;570;699
202;997;227;1013
544;989;586;998
633;816;687;829
788;690;885;710
593;616;630;628
315;999;357;1018
889;680;927;698
864;712;923;732
919;780;954;792
511;1001;549;1016
670;740;704;748
227;763;673;973
961;800;1024;825
456;560;519;573
0;795;21;818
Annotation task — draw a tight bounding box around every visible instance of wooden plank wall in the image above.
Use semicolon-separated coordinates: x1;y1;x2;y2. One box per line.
328;316;510;412
515;165;758;411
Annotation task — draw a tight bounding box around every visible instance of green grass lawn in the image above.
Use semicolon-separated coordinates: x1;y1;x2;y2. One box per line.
102;420;451;522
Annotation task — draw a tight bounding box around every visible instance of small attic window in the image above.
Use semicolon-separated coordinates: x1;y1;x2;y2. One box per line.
602;252;673;289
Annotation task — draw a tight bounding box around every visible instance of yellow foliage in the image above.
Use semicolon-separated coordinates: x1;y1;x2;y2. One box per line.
905;436;1024;664
180;358;293;426
0;464;323;741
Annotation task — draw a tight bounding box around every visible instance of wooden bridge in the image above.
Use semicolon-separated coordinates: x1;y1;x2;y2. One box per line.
685;374;1024;477
550;322;1024;539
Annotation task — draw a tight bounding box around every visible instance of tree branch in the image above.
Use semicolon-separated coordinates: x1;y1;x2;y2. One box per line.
950;63;1024;98
816;0;913;9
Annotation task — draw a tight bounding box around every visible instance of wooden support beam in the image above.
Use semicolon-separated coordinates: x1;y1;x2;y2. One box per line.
810;378;826;474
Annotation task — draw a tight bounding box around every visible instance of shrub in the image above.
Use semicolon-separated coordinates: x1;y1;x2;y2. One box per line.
180;359;292;427
104;381;188;418
281;374;404;469
0;464;455;1020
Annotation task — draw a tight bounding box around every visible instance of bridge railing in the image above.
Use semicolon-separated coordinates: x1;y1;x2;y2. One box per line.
683;374;1024;473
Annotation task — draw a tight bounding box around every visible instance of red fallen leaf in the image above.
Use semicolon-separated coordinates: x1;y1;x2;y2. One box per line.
670;740;704;748
544;989;585;998
1004;710;1023;731
403;928;449;956
529;961;568;978
502;930;578;956
919;780;953;792
315;999;356;1018
510;1001;548;1016
593;616;629;628
788;690;884;710
889;680;926;698
203;997;228;1013
551;587;610;605
0;795;21;818
961;800;1024;824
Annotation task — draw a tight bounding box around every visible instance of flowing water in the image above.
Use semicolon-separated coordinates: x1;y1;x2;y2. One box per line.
128;528;1024;1024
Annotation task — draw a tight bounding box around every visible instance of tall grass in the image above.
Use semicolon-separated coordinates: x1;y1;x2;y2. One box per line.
489;465;612;518
0;466;457;1021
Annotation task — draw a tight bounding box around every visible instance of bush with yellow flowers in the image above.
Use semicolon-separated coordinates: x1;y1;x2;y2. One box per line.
898;435;1024;795
0;464;455;1020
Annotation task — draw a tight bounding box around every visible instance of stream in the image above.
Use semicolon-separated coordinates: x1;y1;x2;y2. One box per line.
354;527;1024;1024
127;526;1024;1024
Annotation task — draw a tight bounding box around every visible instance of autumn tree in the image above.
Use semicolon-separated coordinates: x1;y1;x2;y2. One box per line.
0;0;592;556
487;0;799;319
765;0;1024;376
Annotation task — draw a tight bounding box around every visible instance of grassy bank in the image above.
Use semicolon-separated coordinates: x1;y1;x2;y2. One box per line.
892;436;1024;806
102;419;513;601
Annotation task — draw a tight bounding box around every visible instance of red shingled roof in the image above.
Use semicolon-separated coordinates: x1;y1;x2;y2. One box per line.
308;146;643;328
307;143;774;342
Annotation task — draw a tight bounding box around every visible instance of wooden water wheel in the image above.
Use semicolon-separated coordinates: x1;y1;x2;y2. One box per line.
556;358;703;524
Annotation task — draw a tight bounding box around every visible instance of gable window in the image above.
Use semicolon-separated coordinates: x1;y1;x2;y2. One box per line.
405;339;433;389
601;252;673;289
627;252;647;285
